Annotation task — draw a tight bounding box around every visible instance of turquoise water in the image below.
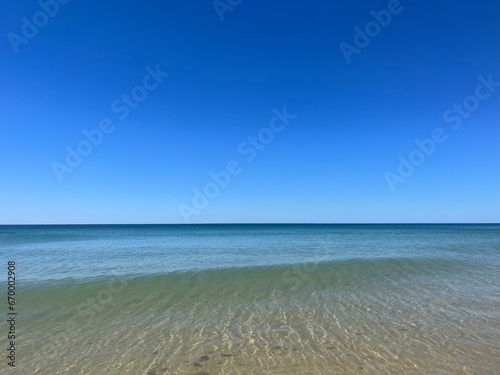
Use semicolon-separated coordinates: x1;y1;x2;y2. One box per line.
1;224;499;374
3;224;499;282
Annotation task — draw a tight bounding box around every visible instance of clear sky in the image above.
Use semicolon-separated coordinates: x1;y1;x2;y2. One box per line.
1;0;499;224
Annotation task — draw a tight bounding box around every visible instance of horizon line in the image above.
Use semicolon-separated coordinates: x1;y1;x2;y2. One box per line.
1;222;499;226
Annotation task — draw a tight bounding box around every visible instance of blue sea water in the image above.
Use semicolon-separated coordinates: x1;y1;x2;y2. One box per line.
1;224;499;283
1;224;499;374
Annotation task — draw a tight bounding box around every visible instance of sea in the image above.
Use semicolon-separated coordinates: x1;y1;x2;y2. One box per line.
1;224;499;374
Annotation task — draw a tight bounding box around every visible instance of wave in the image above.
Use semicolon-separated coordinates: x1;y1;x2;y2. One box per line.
19;256;469;297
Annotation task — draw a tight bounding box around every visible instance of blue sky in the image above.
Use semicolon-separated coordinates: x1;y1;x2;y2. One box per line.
1;0;499;224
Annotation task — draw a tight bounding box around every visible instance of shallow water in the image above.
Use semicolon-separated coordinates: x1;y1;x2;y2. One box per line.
1;224;499;374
